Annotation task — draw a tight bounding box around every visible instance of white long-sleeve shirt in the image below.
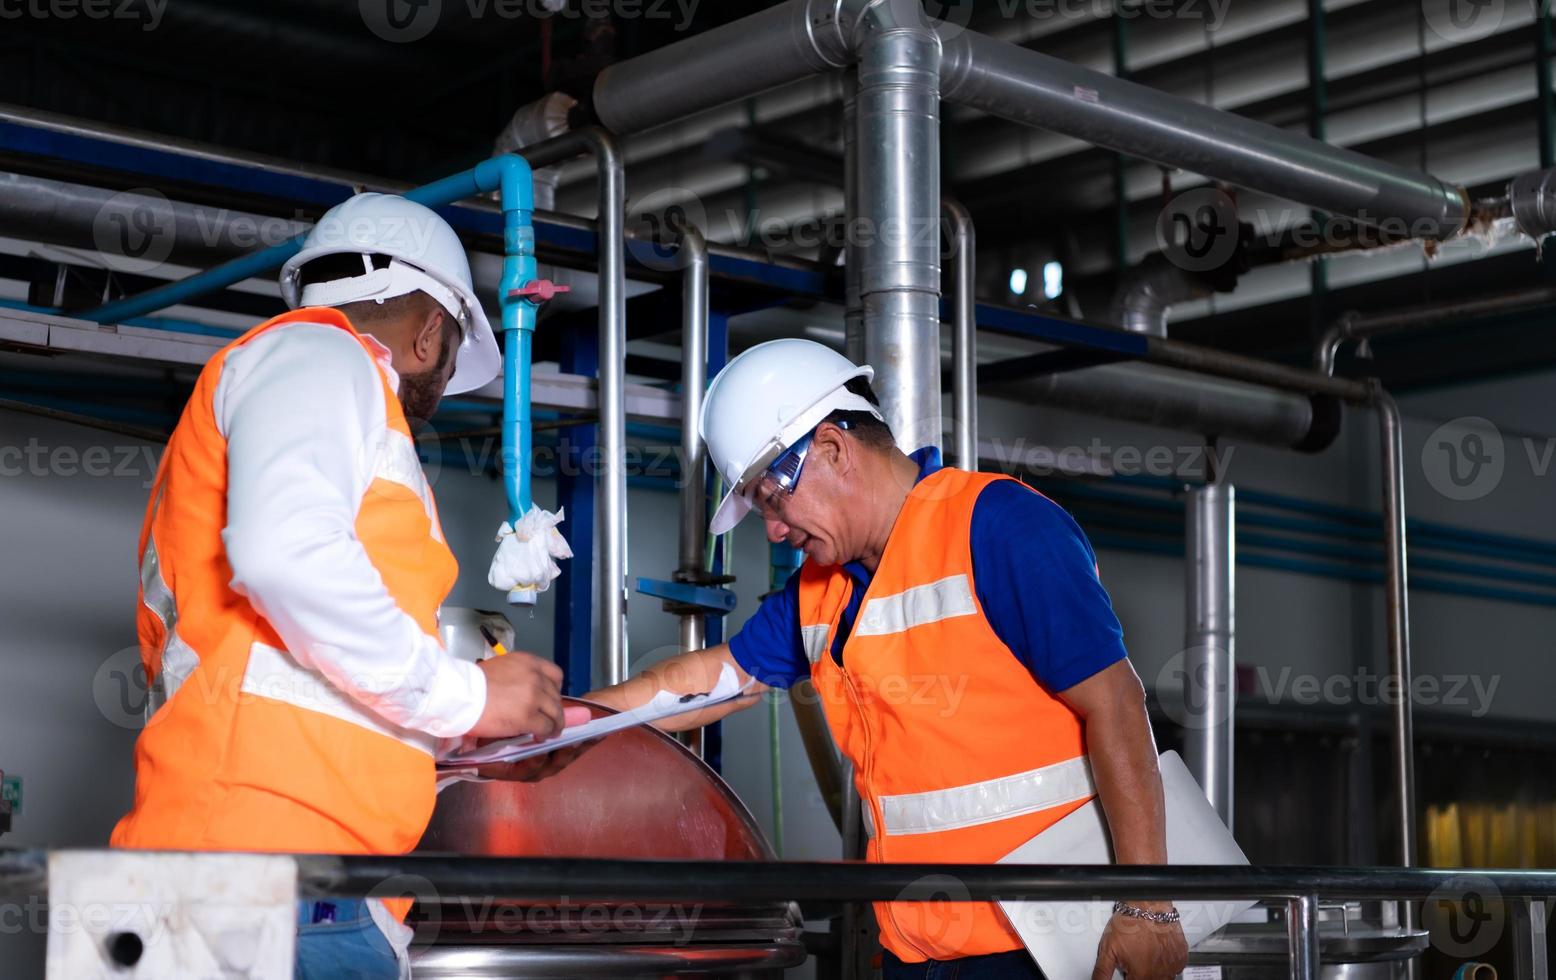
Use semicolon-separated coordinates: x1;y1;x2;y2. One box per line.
214;321;486;739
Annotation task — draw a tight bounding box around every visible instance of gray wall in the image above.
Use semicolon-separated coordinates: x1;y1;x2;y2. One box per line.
2;364;1553;970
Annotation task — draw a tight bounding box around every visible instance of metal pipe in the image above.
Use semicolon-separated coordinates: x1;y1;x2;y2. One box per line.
1288;895;1320;980
937;29;1468;239
992;362;1332;452
1375;387;1417;874
856;2;944;454
576;130;631;688
842;70;865;364
1317;286;1556;374
10;847;1556;904
591;0;835;137
677;225;710;659
1146;334;1369;404
1185;481;1236;826
1110;255;1212;338
943;196;978;468
284;857;1556;904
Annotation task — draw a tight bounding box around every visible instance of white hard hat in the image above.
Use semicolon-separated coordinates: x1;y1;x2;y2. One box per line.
279;193;499;395
699;338;881;535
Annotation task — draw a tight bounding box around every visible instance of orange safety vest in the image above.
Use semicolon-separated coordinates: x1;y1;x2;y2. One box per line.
798;467;1096;962
112;309;459;901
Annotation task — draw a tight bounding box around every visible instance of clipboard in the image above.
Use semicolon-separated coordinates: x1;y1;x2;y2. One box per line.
996;751;1256;980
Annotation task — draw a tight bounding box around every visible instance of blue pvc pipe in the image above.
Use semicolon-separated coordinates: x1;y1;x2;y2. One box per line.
81;158;515;326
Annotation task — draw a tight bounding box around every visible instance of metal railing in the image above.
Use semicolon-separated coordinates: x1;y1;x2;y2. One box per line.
3;851;1552;980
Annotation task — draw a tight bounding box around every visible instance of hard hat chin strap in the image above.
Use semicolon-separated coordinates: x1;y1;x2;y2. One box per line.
298;255;470;336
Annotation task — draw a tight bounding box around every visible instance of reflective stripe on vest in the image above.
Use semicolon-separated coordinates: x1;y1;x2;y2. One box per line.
139;535;200;720
240;641;437;758
855;573;977;638
801;624;830;665
867;755;1095;838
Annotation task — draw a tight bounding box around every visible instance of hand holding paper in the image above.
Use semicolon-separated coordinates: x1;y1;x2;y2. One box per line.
440;663;752;769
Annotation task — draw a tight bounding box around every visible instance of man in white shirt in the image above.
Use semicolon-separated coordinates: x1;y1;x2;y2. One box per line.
112;194;577;979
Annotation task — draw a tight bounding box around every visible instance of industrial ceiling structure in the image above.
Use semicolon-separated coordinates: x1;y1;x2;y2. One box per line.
5;0;1554;391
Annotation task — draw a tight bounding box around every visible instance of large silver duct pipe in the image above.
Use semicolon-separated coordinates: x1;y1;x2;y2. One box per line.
595;4;1469;244
989;362;1336;452
1184;481;1235;825
593;0;834;137
493;92;577;211
937;30;1469;239
855;2;943;453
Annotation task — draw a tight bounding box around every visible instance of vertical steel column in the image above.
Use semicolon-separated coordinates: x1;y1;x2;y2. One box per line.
1184;480;1235;825
1288;895;1320;980
703;310;731;775
1376;386;1420;974
587;131;630;687
677;226;710;659
554;325;598;697
943;197;978;470
676;227;710;760
856;8;943;453
1539;6;1554;171
1111;11;1130;273
1307;0;1330;337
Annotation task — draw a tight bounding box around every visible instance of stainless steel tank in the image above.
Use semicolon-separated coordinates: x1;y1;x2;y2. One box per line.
413;612;804;978
1191;902;1429;980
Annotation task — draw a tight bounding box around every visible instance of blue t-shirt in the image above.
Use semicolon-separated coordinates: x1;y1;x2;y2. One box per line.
728;447;1128;693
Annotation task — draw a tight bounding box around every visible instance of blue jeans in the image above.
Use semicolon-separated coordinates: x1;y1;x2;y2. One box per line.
294;900;400;980
882;948;1044;980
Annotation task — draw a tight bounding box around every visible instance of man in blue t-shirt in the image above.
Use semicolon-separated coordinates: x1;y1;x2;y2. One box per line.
589;339;1186;980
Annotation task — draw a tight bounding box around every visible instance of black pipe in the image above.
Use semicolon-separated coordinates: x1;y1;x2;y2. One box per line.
280;855;1556;904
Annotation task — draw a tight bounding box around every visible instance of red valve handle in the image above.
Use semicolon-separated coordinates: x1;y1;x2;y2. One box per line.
511;279;572;304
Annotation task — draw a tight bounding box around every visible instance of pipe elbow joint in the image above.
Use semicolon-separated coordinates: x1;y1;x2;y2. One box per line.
475;155;535;216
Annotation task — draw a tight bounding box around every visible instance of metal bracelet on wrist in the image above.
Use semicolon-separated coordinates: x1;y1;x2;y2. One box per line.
1112;900;1181;924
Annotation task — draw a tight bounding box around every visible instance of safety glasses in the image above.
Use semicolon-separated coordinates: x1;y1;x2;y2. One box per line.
743;419;851;519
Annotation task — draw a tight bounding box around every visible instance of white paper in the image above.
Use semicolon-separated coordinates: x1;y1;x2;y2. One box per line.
437;663;751;769
996;751;1258;980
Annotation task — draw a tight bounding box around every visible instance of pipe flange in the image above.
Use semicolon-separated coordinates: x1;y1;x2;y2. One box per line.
1510;169;1556;241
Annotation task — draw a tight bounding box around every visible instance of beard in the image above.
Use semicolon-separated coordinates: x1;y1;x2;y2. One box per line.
397;326;457;425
